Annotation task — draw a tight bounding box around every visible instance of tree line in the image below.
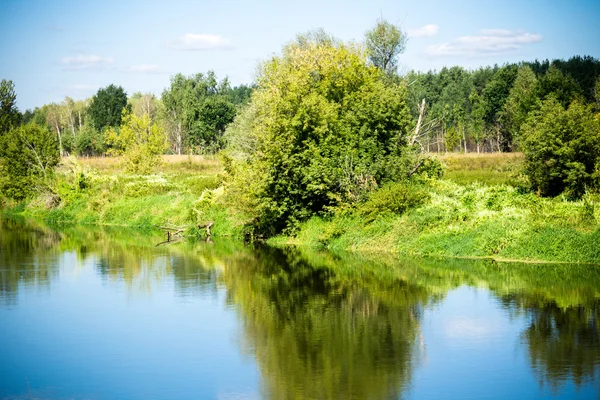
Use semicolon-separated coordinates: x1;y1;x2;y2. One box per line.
1;18;600;223
10;73;253;158
406;55;600;153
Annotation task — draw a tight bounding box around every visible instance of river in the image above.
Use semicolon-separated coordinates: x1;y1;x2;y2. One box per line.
0;217;599;399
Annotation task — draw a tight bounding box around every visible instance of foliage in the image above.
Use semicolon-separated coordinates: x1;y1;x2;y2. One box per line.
74;121;104;156
357;182;430;221
0;79;20;134
0;123;60;200
105;110;168;173
88;84;129;131
364;18;407;75
162;71;236;153
405;56;599;154
521;98;600;198
537;65;584;107
226;33;413;234
500;66;538;148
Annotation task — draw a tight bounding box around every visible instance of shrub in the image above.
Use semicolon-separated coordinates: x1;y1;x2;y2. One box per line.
0;123;60;200
105;111;168;174
226;33;413;234
357;182;429;221
521;98;600;198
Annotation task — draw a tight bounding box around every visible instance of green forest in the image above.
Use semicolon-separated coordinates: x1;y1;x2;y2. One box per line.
1;20;600;262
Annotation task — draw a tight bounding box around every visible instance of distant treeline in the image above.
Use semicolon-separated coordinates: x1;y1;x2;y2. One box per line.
6;55;599;158
17;72;254;157
406;55;600;153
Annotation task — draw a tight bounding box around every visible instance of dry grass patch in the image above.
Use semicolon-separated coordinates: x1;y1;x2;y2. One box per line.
73;154;222;175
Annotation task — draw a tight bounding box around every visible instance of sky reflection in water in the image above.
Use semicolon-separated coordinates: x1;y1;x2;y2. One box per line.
0;218;598;399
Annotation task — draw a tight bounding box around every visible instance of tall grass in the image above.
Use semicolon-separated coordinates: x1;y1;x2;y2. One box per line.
8;155;246;237
270;179;600;264
439;152;524;186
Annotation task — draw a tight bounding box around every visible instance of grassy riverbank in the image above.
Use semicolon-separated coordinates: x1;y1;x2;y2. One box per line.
271;154;600;264
3;155;250;237
2;153;599;263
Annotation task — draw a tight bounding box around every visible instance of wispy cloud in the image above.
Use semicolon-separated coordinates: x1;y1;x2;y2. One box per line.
408;24;439;38
124;64;164;74
425;29;542;57
169;33;232;51
61;54;114;70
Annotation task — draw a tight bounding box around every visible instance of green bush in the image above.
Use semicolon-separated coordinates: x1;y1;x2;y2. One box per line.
521;98;600;198
358;182;429;221
0;123;60;200
226;33;413;234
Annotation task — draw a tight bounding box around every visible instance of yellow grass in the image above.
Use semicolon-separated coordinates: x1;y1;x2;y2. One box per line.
437;152;525;185
74;154;223;175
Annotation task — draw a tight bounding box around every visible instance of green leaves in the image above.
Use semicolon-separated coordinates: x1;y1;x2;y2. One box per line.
226;34;412;234
88;84;129;131
0;123;60;200
365;19;407;75
521;98;600;198
105;110;168;173
0;79;19;135
161;72;237;152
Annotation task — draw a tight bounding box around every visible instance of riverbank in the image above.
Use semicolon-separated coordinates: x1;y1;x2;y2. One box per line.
2;154;599;264
2;155;251;237
269;178;600;264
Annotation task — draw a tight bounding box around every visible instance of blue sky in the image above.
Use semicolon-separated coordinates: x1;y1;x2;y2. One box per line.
1;0;599;111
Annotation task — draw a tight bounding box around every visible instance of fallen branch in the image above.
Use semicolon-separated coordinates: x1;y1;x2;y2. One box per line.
198;221;214;237
154;225;185;232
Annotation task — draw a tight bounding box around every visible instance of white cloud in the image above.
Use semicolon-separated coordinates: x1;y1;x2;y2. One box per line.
124;64;164;74
61;54;114;70
169;33;232;51
408;24;439;38
425;29;542;57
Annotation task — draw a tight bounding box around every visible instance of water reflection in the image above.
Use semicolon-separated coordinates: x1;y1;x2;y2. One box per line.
500;293;600;390
0;217;60;304
0;217;599;398
220;247;431;400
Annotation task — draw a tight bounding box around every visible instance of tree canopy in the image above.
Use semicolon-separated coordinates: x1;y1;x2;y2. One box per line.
0;79;19;134
521;98;600;198
88;84;129;131
365;19;407;75
226;32;412;233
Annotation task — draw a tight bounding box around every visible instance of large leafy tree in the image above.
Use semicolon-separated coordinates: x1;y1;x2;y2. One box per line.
88;84;129;131
0;123;60;200
162;71;236;153
521;98;600;198
500;66;539;148
365;19;407;76
105;110;167;173
226;33;412;233
0;79;20;134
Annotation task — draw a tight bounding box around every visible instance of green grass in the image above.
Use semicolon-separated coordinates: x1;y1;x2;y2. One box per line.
4;152;600;264
439;152;524;186
4;155;248;237
270;178;600;264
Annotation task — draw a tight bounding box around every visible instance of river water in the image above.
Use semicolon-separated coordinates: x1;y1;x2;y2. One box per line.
0;217;599;399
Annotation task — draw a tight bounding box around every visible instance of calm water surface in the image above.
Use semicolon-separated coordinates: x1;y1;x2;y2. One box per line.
0;218;599;399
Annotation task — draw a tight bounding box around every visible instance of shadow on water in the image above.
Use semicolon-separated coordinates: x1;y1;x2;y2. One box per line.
0;216;599;398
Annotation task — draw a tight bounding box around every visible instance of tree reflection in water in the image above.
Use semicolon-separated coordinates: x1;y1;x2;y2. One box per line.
220;247;433;400
1;217;600;397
